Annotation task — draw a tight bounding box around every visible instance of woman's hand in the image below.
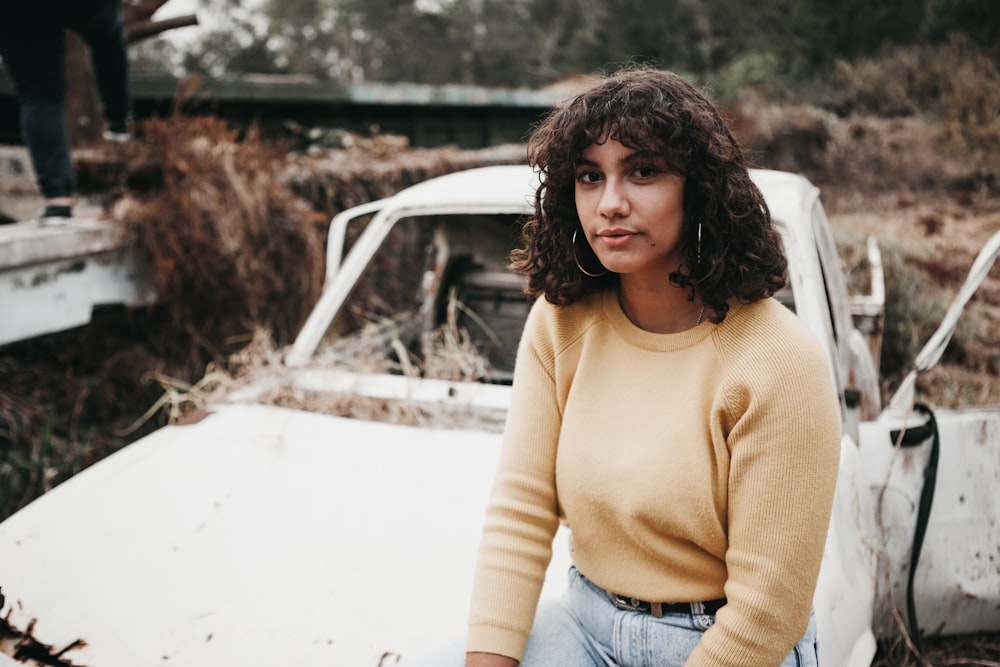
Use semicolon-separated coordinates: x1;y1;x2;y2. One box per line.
465;652;519;667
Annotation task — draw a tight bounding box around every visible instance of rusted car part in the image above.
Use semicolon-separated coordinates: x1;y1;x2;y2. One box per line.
0;219;155;346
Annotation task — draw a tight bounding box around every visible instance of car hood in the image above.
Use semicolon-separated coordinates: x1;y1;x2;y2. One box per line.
0;403;570;666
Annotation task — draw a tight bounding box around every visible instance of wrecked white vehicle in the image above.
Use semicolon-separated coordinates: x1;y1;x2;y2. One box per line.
1;165;999;667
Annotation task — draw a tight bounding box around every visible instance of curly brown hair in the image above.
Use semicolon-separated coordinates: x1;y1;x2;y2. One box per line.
509;66;787;322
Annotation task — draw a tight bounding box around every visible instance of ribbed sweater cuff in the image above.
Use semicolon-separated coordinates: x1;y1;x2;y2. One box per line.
466;624;527;662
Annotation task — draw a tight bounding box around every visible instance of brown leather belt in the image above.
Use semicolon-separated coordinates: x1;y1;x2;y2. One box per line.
608;593;727;618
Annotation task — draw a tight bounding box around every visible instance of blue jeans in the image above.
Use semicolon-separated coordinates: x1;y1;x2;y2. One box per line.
0;0;130;199
407;566;818;666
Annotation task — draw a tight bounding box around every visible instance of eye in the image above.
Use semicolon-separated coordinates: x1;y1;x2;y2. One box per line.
632;165;659;179
575;169;603;185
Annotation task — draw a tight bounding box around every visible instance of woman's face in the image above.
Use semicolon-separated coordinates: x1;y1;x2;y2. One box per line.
574;138;686;285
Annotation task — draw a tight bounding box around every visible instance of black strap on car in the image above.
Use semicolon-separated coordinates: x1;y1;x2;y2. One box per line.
890;401;940;654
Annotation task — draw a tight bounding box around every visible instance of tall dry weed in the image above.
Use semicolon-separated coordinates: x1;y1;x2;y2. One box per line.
114;116;326;357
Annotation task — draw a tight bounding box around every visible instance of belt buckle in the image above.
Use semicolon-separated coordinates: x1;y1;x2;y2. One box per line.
612;594;643;612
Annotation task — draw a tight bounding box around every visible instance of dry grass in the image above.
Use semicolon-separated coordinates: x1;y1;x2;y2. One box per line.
114;115;326;352
153;299;500;434
874;631;1000;667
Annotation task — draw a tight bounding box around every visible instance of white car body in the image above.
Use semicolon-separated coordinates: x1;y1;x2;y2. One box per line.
2;165;999;667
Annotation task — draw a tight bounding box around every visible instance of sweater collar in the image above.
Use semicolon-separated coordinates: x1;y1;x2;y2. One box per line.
601;289;718;352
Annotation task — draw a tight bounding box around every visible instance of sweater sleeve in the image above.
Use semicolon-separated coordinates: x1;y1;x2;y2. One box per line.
465;300;564;660
686;321;842;666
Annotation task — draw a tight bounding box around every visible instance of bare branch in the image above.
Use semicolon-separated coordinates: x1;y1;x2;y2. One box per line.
125;15;199;43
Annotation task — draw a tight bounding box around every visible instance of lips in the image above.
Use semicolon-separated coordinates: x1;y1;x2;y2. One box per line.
597;229;637;247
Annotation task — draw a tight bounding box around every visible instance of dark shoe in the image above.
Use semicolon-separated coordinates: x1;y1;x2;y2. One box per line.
103;118;133;143
37;205;73;223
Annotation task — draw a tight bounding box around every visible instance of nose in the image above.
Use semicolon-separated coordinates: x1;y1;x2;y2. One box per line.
597;179;630;219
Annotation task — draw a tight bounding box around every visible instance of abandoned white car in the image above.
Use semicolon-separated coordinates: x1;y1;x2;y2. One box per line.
1;165;998;667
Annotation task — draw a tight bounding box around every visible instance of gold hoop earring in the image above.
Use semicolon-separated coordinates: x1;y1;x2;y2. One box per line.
573;228;607;277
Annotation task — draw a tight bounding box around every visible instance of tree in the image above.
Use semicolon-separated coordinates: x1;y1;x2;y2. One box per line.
558;0;709;75
122;0;997;93
924;0;1000;50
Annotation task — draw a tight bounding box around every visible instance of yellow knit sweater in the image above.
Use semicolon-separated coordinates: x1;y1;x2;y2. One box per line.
467;290;841;666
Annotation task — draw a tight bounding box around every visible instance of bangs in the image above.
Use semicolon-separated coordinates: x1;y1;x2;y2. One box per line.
575;116;686;175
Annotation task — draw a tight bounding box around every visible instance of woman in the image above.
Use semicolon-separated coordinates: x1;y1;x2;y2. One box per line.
448;66;841;667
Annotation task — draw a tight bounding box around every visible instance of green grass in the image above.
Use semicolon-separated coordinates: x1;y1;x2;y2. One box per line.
0;419;88;520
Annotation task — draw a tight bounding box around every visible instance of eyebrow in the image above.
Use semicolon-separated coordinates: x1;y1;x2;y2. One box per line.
575;151;666;169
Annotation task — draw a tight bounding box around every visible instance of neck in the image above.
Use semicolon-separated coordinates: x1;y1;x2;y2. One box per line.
618;281;703;333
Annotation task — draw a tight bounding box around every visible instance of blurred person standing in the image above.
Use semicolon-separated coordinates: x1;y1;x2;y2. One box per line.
0;0;132;222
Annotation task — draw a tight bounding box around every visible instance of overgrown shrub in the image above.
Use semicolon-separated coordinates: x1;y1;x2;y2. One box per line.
877;241;948;397
115;116;327;352
812;36;1000;148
